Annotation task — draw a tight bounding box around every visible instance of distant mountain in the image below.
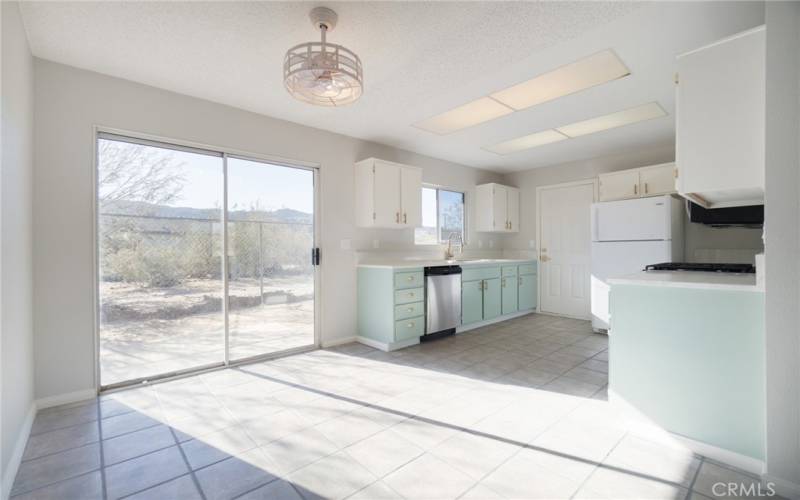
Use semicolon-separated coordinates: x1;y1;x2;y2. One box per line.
100;200;311;224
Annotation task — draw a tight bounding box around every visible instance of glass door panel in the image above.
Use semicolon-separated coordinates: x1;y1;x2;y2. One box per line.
97;135;224;386
226;157;316;360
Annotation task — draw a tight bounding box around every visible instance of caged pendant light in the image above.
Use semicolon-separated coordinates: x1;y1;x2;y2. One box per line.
283;7;363;107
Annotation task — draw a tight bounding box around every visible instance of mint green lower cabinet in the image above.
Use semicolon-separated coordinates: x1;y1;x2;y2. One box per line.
518;274;536;310
462;280;484;325
501;275;518;315
483;278;501;320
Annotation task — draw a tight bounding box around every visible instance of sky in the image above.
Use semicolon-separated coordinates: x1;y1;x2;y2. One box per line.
100;139;314;214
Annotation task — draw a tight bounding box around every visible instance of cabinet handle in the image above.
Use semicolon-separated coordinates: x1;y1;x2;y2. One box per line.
409;292;414;297
518;276;522;286
407;275;414;281
634;184;638;195
509;221;512;230
407;322;414;328
403;213;407;224
407;307;414;312
396;212;400;223
644;183;649;194
501;278;506;288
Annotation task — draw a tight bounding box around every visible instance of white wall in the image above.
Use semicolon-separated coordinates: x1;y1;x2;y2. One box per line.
764;2;800;494
1;1;36;496
502;144;764;261
32;59;504;399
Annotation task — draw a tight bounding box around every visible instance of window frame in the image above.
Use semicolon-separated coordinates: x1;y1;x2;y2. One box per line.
414;184;467;246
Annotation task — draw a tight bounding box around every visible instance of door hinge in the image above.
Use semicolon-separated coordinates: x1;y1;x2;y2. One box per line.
673;168;679;179
372;212;376;220
311;247;320;266
372;165;375;173
674;72;679;85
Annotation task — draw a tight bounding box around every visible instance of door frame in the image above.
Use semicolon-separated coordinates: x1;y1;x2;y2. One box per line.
92;125;322;392
535;178;598;320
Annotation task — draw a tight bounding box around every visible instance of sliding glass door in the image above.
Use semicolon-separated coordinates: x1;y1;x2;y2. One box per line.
97;133;317;388
226;157;316;361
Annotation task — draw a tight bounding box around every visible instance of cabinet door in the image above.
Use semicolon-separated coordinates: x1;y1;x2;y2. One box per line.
518;274;536;310
598;170;640;201
483;278;501;321
462;281;484;325
400;167;422;227
492;185;508;231
474;184;494;232
676;28;764;206
639;163;676;197
373;161;401;226
501;275;518;315
506;187;519;232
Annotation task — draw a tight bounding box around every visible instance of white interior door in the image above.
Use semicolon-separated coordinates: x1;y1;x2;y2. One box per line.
539;182;595;319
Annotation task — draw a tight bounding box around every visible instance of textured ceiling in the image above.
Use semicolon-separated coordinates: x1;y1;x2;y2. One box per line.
19;1;764;172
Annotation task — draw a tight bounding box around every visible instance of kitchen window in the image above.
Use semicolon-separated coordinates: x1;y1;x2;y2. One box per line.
414;186;465;245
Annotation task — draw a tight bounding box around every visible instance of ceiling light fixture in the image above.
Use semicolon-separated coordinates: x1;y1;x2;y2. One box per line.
413;49;630;134
412;97;514;135
283;7;363;107
490;50;630;110
556;102;666;137
484;102;667;155
483;130;568;155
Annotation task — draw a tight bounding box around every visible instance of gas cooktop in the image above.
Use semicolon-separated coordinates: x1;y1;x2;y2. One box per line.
644;262;756;274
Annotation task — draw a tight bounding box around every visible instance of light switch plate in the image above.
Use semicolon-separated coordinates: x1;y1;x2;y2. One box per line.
340;239;351;250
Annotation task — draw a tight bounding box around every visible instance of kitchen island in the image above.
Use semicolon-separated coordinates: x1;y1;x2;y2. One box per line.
608;270;765;472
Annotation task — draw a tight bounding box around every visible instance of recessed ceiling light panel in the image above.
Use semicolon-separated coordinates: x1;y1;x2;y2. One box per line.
490;50;630;111
556;102;666;137
483;129;568;155
412;97;514;135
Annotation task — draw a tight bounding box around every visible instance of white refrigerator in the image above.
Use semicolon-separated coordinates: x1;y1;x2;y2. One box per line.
590;195;684;332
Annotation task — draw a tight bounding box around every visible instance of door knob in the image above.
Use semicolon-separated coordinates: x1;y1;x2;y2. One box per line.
540;255;550;262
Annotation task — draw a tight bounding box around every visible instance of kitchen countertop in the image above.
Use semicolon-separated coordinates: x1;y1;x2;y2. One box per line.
357;258;536;269
608;270;761;292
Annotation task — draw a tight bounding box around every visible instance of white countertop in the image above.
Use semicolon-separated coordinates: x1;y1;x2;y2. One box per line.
358;258;535;269
608;270;761;292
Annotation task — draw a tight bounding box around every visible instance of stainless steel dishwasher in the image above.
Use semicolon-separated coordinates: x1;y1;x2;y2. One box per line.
424;265;462;340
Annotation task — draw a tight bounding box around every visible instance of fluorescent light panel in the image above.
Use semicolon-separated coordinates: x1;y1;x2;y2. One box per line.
491;50;630;110
484;102;667;155
413;49;630;135
483;129;568;155
556;102;666;137
412;97;513;135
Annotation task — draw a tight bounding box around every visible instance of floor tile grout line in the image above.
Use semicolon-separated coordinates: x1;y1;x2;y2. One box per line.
685;457;705;499
8;468;104;499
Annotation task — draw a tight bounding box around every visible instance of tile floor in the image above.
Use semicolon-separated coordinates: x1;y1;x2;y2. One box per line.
12;313;765;499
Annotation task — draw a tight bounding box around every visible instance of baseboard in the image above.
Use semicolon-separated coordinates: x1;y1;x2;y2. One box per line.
356;336;418;352
608;389;765;476
456;309;534;333
2;402;36;500
35;388;97;410
762;474;800;499
321;336;357;348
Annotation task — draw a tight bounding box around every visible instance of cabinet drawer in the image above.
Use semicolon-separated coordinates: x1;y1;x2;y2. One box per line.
395;316;424;341
518;264;537;275
462;266;501;282
501;266;518;276
395;271;423;289
395;301;423;320
394;287;423;305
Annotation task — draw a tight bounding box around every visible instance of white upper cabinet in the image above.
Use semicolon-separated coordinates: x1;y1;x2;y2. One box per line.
355;158;423;228
598;163;676;202
675;26;765;208
476;183;519;233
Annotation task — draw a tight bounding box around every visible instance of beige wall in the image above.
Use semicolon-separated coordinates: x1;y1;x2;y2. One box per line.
32;59;504;400
502;143;763;261
1;1;36;494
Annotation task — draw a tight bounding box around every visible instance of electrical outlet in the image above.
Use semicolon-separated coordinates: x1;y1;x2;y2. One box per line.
372;239;380;249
